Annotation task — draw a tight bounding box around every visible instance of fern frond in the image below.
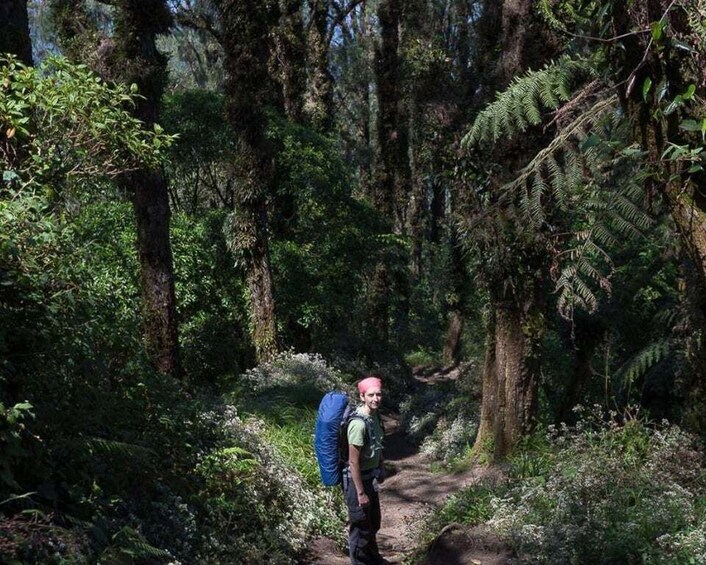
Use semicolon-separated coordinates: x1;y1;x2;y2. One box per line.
618;338;673;386
106;526;173;559
81;437;156;461
505;94;619;196
590;222;619;248
463;57;593;145
611;192;652;230
653;308;678;328
556;266;599;315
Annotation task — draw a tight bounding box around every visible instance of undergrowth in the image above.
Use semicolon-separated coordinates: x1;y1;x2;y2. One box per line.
399;361;481;466
0;352;352;564
414;406;706;564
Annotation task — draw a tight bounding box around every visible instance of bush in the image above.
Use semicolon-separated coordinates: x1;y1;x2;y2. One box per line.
488;407;706;564
399;363;480;464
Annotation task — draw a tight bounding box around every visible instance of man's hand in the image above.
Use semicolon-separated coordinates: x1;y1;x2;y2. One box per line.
357;491;370;507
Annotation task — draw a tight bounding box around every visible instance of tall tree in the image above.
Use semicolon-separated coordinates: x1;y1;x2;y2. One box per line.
468;0;559;459
0;0;33;65
305;0;334;130
273;0;306;122
366;0;408;348
375;0;410;233
110;0;182;377
332;2;375;195
51;0;182;377
215;0;280;362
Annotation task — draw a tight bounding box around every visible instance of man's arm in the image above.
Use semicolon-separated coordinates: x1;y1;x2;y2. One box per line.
348;443;369;507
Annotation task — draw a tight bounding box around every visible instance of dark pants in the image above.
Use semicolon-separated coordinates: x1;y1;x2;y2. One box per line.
343;472;382;565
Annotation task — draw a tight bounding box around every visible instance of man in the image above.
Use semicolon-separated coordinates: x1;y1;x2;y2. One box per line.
343;376;387;565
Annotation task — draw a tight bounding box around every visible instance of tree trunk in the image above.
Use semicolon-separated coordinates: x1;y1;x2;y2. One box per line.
245;200;279;361
555;316;604;424
610;0;706;281
366;0;400;348
475;302;542;458
403;0;428;280
349;4;374;199
442;311;463;367
0;0;33;66
52;0;182;376
609;0;706;428
130;169;181;375
304;0;333;130
375;0;410;233
112;0;182;377
470;0;558;458
216;0;280;363
274;0;306;122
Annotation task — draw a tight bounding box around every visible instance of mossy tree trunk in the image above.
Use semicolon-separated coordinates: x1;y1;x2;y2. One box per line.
113;0;182;377
216;0;280;363
51;0;182;377
471;0;558;459
304;0;333;131
476;300;543;456
367;0;401;348
274;0;306;123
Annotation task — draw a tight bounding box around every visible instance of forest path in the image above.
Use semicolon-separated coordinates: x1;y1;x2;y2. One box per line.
303;368;512;564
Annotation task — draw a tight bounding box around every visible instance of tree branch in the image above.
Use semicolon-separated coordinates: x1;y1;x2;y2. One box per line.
326;0;366;46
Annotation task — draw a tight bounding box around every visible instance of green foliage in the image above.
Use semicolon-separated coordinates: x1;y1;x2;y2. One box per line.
489;412;706;564
240;353;344;488
98;526;173;564
463;57;593;145
267;115;384;353
399;365;480;465
412;478;507;559
404;347;438;368
617;338;674;393
0;402;35;492
171;208;253;381
464;47;659;320
433;480;503;528
1;55;174;197
161;90;236;212
0;57;189;563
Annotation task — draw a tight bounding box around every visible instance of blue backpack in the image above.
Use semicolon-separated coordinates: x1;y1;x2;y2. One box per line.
314;391;373;486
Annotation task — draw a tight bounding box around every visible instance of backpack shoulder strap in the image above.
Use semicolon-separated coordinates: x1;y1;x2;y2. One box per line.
349;412;378;447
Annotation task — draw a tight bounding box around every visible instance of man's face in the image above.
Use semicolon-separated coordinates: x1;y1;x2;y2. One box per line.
360;387;382;411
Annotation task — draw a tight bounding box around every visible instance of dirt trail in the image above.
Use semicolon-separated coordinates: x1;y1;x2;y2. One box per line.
304;370;512;565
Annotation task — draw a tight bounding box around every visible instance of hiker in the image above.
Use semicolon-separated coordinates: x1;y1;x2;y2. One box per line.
343;376;387;565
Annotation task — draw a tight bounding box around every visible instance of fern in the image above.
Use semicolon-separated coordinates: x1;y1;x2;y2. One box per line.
463;57;594;145
471;79;651;317
618;338;674;387
462;47;662;319
100;526;173;562
80;437;156;462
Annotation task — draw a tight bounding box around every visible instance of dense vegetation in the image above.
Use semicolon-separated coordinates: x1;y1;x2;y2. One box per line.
2;0;706;563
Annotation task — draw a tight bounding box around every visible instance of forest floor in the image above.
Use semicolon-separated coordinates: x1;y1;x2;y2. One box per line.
302;368;513;565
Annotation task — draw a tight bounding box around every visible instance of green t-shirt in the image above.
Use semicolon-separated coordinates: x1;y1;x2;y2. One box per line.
347;408;383;471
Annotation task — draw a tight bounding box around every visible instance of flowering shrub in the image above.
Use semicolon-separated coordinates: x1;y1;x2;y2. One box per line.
241;351;349;393
650;521;706;564
420;412;478;463
488;408;706;564
175;352;352;562
400;364;480;464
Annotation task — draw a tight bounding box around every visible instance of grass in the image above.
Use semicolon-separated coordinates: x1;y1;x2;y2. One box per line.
239;382;327;488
